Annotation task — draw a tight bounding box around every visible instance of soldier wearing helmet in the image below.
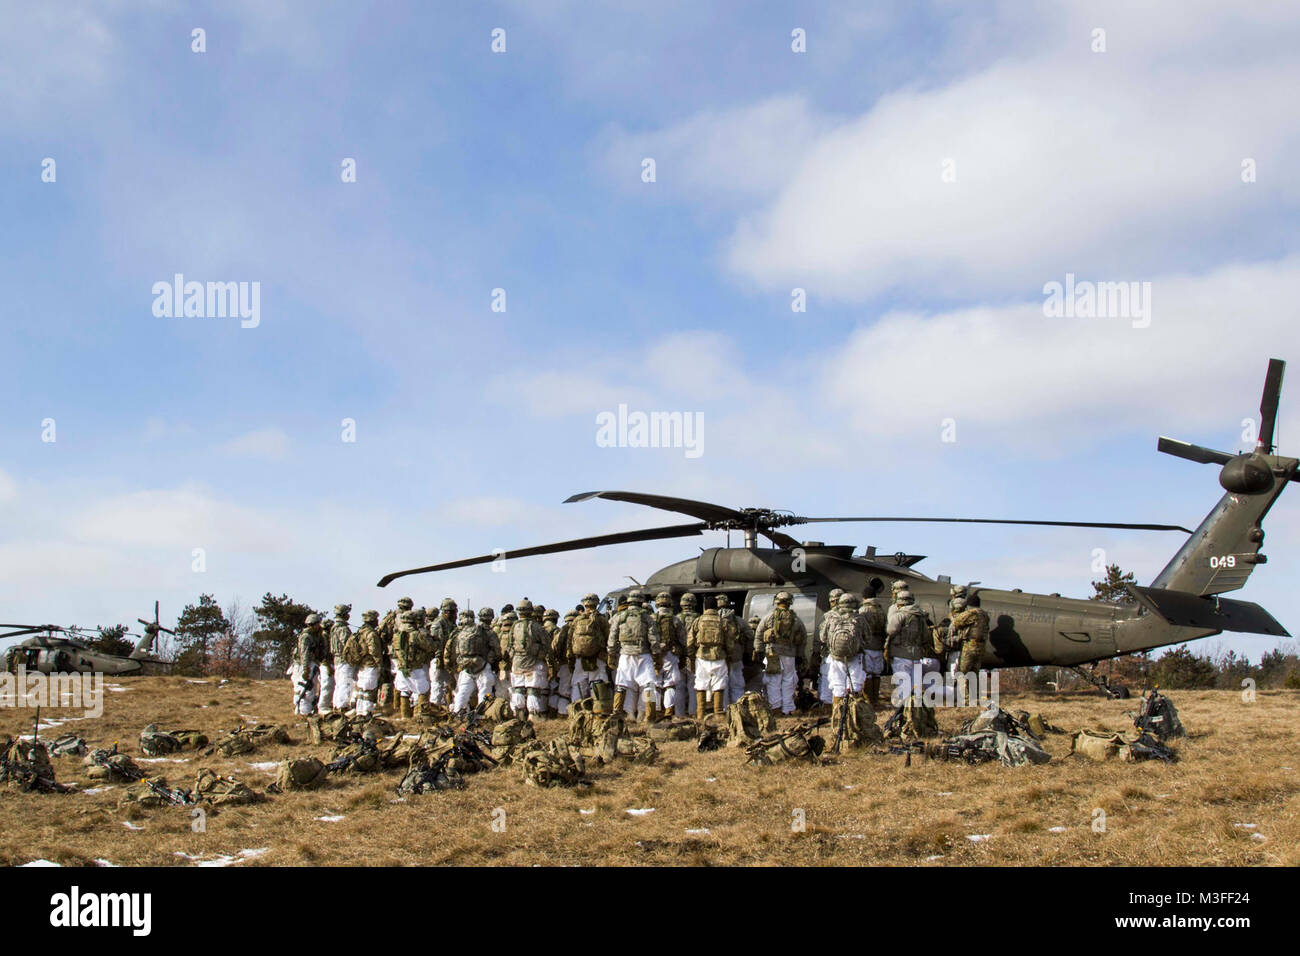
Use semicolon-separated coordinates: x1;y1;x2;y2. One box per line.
676;594;701;715
858;594;888;707
608;589;662;723
423;598;458;710
652;591;687;717
568;593;612;708
291;613;327;716
345;610;385;717
824;593;870;731
885;588;934;705
446;608;501;711
714;594;751;706
539;607;567;716
754;591;809;715
815;588;846;708
327;604;354;714
504;599;549;719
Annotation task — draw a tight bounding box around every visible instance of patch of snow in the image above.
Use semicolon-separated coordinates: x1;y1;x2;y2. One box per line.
186;679;210;684
705;777;717;783
685;828;710;835
966;834;991;843
20;859;61;867
935;791;953;796
249;762;279;772
138;757;189;764
1233;823;1258;829
924;854;944;861
122;822;144;831
314;815;346;823
836;834;866;840
579;809;595;815
626;808;655;816
1048;826;1067;833
174;848;268;868
93;859;118;867
81;787;112;795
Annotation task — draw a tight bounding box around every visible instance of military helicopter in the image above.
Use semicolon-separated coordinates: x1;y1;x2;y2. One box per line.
378;359;1294;696
1;602;174;676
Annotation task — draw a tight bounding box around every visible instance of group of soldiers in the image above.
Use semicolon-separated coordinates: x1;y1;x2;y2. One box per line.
285;582;991;725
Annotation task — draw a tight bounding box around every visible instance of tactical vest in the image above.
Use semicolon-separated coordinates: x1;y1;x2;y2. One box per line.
454;625;490;674
764;607;799;654
615;608;652;654
825;613;862;661
330;623;351;660
352;625;383;669
693;612;727;661
509;621;546;669
888;606;931;661
859;605;886;652
655;612;680;657
570;612;603;658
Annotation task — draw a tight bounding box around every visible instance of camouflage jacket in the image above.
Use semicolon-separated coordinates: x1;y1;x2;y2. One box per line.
329;622;352;662
686;608;736;662
295;628;326;671
948;607;989;650
823;611;867;661
445;623;499;675
506;619;548;671
428;613;457;664
718;609;751;662
755;607;807;659
393;623;435;672
886;604;932;661
858;602;887;653
653;610;686;659
344;624;385;670
608;606;660;658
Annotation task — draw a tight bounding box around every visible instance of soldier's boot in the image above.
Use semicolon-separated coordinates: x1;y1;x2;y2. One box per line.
412;696;425;721
643;694;657;725
867;676;881;708
695;690;709;719
712;691;726;716
398;696;412;720
612;689;627;717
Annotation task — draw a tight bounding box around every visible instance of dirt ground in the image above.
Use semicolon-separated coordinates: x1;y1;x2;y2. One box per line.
1;677;1296;867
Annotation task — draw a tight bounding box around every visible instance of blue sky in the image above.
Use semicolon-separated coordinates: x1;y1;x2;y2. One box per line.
2;1;1298;663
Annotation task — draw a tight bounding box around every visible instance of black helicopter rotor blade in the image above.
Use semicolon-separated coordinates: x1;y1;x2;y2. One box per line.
1156;437;1235;466
377;522;709;587
794;516;1194;534
565;490;803;549
564;491;744;525
0;624;65;637
1258;358;1285;452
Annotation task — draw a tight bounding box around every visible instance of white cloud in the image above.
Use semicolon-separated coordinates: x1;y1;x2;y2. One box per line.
219;427;290;461
0;468;16;504
612;5;1300;302
819;256;1300;444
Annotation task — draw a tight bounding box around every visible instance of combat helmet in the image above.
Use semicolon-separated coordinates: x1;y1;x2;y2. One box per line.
543;608;559;622
304;613;321;626
397;597;414;611
458;609;474;624
477;607;494;623
362;609;379;624
333;604;352;619
775;590;792;606
680;593;698;608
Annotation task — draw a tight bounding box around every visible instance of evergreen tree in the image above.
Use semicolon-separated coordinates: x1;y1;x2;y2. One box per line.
173;594;230;676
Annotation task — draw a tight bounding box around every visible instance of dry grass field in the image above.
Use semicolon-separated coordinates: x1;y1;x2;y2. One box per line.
2;677;1297;867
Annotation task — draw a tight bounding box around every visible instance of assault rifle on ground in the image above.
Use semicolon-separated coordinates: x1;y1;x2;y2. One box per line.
88;745;195;804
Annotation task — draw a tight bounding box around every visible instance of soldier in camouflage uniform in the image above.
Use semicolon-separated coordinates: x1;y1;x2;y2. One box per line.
686;601;736;716
505;599;549;719
824;593;868;726
608;589;662;723
858;593;888;707
817;588;844;706
379;597;414;715
948;591;990;702
392;609;436;719
754;591;808;715
344;610;384;717
676;593;701;715
329;604;354;713
653;591;687;717
568;593;610;706
546;608;572;716
716;595;751;706
427;598;458;708
291;614;327;716
885;588;932;705
447;608;500;711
